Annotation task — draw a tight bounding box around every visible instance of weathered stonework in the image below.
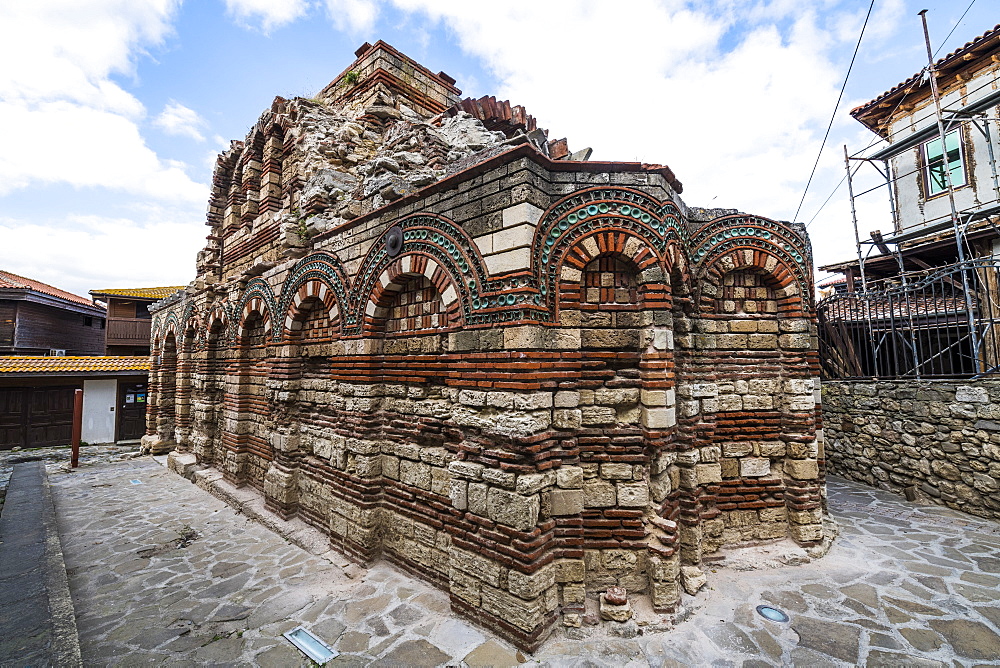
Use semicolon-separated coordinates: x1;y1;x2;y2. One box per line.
824;380;1000;521
143;41;824;650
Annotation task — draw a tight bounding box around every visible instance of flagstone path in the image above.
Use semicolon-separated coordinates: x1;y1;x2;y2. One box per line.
46;457;1000;666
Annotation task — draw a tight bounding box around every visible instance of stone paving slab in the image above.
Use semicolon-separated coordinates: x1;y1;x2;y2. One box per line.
0;461;82;667
45;458;1000;667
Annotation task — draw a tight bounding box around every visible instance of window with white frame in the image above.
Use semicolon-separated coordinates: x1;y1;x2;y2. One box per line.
923;129;966;196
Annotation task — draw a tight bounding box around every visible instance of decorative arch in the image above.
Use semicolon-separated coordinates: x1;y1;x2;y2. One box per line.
275;252;351;340
235;278;277;341
363;253;463;334
284;279;341;338
205;303;230;338
349;213;480;334
531;187;689;312
162;312;180;340
689;214;812;309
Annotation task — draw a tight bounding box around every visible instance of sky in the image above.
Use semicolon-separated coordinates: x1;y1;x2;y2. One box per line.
0;0;995;299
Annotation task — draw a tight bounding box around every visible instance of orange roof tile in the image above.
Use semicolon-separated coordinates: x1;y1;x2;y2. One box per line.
0;270;95;307
0;356;149;374
90;286;186;300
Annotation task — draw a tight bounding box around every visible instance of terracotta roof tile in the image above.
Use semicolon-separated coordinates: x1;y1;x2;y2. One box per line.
90;286;186;300
0;270;95;307
851;23;1000;133
0;356;150;374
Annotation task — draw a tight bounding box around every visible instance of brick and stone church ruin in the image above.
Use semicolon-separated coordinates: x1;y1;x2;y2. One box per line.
144;42;826;649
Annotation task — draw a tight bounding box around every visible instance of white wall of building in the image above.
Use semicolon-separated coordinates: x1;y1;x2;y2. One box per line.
82;379;117;444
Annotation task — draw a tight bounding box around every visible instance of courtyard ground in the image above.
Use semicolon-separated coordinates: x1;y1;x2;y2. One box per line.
9;447;1000;666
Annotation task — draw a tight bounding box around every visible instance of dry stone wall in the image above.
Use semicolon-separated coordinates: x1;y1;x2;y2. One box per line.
824;380;1000;520
143;41;825;650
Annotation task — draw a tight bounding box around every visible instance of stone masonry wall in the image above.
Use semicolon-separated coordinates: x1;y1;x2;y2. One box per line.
823;380;1000;520
143;42;824;651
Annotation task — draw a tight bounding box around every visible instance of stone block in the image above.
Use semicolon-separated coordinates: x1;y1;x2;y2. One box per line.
695;463;723;484
680;566;707;595
449;567;482;606
582;406;617;425
550;489;584;516
450;480;468;510
740;457;771;477
600;463;633;480
556;465;584;489
617;482;648;507
508;564;555;600
481;584;547;633
721;457;739;478
553;409;583;429
514;392;553;410
502;202;544;228
784;459;819;480
555;390;580;407
450;547;502;587
468;482;488;515
956;386;989;403
484;247;531;275
400;460;431;490
641;406;676;429
595;388;640;406
516;472;552;495
599;593;632;622
449;460;484;480
779;333;811;349
723;441;754;457
584;479;617;507
481;467;517;488
486;488;539;531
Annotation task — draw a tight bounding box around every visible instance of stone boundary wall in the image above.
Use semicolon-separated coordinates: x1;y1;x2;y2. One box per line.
823;380;1000;520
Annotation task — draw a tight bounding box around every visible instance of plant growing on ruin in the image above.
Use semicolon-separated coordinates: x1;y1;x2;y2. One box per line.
343;70;360;86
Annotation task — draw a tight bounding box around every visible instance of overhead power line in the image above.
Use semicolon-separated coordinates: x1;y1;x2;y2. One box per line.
792;0;876;225
804;1;982;229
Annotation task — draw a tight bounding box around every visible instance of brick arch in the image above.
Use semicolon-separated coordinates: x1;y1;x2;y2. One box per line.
276;252;352;340
350;214;484;334
206;304;229;337
363;253;463;333
283;278;341;338
235;279;277;342
162;313;180;340
696;248;807;318
553;229;672;316
689;214;812;309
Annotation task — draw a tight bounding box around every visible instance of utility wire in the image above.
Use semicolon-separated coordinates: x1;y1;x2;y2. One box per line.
792;0;876;224
796;0;990;229
932;0;978;57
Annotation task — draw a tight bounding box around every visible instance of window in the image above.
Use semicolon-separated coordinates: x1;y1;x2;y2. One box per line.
83;316;93;327
923;129;966;196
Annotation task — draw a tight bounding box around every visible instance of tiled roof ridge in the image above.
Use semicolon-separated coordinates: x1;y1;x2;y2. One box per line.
0;356;150;374
0;269;96;307
90;286;187;299
851;22;1000;122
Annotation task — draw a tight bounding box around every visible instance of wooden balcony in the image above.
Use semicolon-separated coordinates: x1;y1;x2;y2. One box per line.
106;317;152;345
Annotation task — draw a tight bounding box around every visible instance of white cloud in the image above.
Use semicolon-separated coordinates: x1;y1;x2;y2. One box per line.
224;0;309;32
154;100;207;141
324;0;380;33
372;0;882;267
0;0;178;111
0;101;206;201
0;1;205;200
0;210;204;299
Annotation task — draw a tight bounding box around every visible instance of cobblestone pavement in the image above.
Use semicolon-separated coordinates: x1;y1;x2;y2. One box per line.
48;458;1000;666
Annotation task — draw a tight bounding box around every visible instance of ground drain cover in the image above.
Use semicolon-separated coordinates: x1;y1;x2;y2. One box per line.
756;605;789;622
